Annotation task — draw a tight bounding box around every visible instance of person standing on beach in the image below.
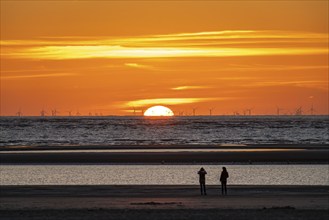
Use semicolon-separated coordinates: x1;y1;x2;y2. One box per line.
198;167;207;195
220;167;229;195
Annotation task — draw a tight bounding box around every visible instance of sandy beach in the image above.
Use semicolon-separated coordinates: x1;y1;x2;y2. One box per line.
1;144;328;164
1;185;328;220
1;144;328;219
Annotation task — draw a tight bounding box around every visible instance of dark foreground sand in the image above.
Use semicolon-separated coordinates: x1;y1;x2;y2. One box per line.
1;185;328;220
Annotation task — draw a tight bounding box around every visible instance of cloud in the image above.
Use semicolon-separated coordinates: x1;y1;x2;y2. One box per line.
1;30;328;60
2;30;327;47
2;45;327;60
124;63;154;70
242;80;328;90
215;77;258;81
171;86;210;90
1;73;76;79
125;97;222;107
219;64;329;72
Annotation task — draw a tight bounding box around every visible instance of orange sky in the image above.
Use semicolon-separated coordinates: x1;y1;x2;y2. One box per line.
1;0;328;116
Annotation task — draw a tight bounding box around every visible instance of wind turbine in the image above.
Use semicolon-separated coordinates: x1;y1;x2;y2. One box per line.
16;108;22;117
192;107;197;116
245;108;253;116
295;107;303;116
309;104;316;115
67;110;72;117
40;109;47;117
133;107;136;116
51;109;59;116
209;107;215;116
276;106;284;116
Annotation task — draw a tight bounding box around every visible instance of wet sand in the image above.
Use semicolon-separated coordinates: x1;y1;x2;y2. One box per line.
1;144;328;163
1;185;328;220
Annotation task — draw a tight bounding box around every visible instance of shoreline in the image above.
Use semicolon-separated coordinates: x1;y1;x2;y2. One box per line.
1;143;328;151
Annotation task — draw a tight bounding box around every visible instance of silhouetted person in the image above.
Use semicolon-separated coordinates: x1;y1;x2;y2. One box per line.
220;167;229;195
198;167;207;195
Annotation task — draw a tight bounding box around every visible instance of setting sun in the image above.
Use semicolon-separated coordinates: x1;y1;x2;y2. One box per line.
144;106;174;117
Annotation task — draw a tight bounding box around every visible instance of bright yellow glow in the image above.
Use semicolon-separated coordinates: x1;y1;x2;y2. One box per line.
124;63;153;70
1;30;328;60
172;86;209;91
125;98;219;107
2;45;327;60
144;106;174;116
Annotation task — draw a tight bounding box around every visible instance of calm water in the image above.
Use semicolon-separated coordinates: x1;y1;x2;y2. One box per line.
0;116;328;146
1;164;328;185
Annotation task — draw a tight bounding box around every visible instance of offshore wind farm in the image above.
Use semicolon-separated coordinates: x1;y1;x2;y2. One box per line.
11;103;320;117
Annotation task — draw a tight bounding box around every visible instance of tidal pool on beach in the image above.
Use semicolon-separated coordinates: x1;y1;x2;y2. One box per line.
1;164;328;185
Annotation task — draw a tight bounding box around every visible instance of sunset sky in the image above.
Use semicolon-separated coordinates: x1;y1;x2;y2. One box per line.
1;0;328;116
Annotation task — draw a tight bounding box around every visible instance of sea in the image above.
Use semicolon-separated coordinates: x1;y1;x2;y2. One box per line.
1;116;328;186
0;116;328;146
